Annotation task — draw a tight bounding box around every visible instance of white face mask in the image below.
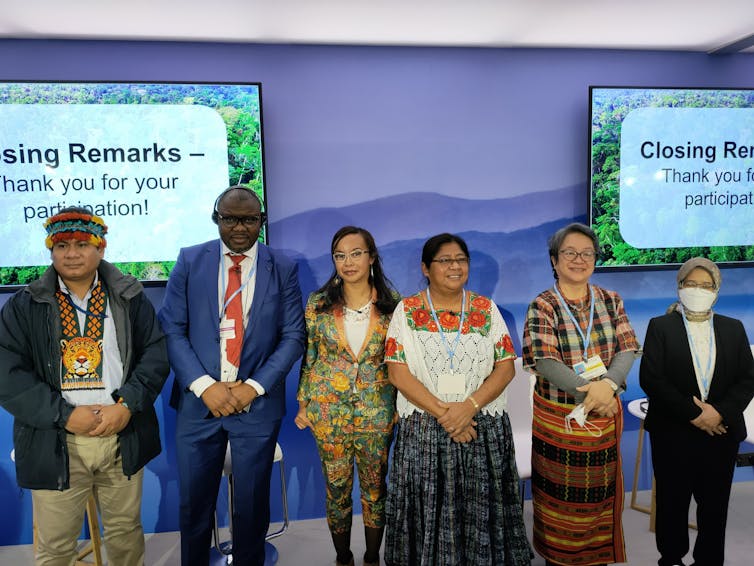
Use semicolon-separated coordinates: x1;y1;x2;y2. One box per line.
678;287;717;313
564;404;603;437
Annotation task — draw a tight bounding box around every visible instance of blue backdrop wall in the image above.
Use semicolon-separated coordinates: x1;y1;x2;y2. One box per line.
1;39;754;545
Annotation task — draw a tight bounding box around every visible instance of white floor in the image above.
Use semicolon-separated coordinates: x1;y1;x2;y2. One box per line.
2;485;753;565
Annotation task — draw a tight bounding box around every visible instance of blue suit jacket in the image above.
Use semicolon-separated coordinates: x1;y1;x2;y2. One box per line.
158;239;305;422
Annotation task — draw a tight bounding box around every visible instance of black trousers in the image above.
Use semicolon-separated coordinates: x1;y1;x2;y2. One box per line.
649;428;738;566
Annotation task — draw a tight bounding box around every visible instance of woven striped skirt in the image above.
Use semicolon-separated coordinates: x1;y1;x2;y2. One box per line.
531;392;625;565
384;411;532;566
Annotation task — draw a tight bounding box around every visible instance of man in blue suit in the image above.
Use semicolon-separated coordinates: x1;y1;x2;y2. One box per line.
159;186;305;566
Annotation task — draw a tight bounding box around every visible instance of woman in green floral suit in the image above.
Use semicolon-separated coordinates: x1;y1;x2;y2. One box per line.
296;226;400;566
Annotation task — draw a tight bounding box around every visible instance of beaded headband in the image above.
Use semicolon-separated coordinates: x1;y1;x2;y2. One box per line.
44;211;108;250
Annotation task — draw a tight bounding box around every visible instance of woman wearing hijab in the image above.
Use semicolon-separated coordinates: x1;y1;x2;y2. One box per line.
640;257;754;566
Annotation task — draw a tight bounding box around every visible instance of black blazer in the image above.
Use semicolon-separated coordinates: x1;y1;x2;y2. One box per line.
640;310;754;442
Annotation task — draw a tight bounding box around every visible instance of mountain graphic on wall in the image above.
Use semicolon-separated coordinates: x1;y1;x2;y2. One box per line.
269;185;584;306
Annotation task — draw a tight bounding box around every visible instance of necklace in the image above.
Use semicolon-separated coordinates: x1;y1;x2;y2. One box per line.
344;287;372;312
344;301;371;322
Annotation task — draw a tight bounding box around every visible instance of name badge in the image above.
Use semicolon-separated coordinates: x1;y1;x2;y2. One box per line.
574;355;607;380
438;372;466;395
219;317;236;340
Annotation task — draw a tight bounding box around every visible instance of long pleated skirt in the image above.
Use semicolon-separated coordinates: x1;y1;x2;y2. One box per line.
384;411;533;566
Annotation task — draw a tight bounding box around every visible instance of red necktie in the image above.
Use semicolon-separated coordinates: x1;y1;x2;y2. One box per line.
224;254;245;367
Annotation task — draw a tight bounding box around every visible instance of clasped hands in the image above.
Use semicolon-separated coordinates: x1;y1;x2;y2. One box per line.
65;403;131;437
202;380;258;417
576;380;619;418
436;400;477;443
690;396;727;436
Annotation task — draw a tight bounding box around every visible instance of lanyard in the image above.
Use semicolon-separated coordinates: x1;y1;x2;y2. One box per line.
680;306;715;401
553;284;595;362
426;288;466;370
219;249;257;320
63;292;108;319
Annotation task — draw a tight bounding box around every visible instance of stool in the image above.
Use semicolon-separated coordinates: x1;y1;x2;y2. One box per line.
213;442;289;563
628;397;696;532
32;495;103;566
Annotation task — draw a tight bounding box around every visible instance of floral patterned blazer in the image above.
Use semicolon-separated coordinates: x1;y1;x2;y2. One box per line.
298;290;398;431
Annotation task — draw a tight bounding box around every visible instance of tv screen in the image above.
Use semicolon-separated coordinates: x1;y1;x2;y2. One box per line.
589;86;754;270
0;81;266;286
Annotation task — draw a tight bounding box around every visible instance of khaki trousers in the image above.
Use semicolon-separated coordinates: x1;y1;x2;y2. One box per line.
32;434;145;566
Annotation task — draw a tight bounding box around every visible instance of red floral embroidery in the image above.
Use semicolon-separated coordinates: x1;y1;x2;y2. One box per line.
403;296;422;308
471;296;491;310
468;310;487;328
412;308;430;326
461;321;470;334
427;320;438;332
385;337;398;357
438;311;460;330
501;334;515;355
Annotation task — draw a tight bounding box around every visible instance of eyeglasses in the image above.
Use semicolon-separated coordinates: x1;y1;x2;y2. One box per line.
559;249;596;262
217;214;263;227
431;257;470;267
333;249;369;263
681;280;716;291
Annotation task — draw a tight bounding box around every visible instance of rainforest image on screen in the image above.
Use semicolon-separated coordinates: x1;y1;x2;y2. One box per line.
590;87;754;269
0;81;265;285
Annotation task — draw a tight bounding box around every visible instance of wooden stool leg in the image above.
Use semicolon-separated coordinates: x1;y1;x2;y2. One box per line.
630;421;652;515
75;495;103;566
649;476;657;532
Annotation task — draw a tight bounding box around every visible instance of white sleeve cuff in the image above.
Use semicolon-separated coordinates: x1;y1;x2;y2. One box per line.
245;379;265;396
189;375;216;398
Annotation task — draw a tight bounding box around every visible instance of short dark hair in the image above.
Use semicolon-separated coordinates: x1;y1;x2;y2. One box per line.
316;226;398;315
421;233;470;268
547;222;601;279
58;206;93;215
211;185;265;224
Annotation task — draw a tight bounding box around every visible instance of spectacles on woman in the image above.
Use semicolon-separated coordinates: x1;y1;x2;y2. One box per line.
333;249;369;263
559;249;596;262
680;280;715;290
431;257;470;267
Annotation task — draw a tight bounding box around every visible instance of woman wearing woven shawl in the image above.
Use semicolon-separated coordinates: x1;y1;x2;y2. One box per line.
640;257;754;566
522;222;640;566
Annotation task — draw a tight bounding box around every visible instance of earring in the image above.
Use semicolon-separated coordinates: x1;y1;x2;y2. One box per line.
370;265;374;279
333;275;340;285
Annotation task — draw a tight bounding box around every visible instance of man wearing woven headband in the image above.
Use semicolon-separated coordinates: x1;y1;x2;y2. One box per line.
159;186;305;566
0;206;169;565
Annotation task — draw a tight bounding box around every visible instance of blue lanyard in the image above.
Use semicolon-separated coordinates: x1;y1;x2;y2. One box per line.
63;292;108;320
219;249;257;320
426;288;466;371
553;284;595;362
680;307;715;401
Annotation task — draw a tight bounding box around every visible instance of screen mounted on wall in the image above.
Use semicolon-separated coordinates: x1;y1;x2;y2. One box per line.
589;86;754;270
0;81;266;286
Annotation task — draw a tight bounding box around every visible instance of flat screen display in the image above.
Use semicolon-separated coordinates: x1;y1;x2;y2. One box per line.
589;86;754;270
0;81;266;286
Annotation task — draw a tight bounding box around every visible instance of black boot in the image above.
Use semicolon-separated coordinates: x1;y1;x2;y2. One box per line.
331;529;353;566
363;526;384;565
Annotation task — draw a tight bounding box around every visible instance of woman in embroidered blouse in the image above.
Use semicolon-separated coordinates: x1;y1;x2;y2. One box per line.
383;233;531;566
522;222;639;566
640;257;754;566
295;226;399;566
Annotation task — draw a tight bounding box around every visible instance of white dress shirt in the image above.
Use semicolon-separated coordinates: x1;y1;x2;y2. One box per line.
189;241;265;402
